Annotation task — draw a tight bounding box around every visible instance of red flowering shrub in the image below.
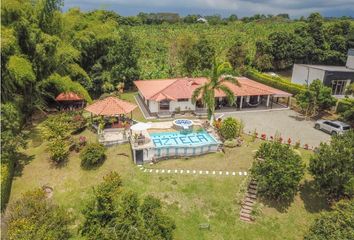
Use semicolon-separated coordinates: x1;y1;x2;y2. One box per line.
261;133;266;140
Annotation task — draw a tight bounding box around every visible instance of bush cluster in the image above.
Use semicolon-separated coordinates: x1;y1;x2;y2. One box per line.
337;98;354;123
80;143;106;169
245;68;305;95
220;117;242;140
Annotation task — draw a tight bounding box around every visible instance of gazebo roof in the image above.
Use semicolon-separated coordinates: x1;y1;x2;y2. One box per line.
85;96;137;116
56;92;84;101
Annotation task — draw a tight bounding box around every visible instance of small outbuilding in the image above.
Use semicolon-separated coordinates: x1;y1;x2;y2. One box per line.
55;92;85;110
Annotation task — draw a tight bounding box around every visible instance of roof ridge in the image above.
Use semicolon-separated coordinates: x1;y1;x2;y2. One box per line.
149;78;181;100
239;79;273;94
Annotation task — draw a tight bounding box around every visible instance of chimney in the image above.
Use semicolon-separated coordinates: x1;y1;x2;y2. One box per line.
346;49;354;70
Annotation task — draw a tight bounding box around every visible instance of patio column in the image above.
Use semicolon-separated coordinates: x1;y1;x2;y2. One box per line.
266;95;270;107
239;96;243;110
257;95;260;102
287;97;291;107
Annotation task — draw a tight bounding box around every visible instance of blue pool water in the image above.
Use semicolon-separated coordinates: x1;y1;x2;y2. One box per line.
150;131;217;148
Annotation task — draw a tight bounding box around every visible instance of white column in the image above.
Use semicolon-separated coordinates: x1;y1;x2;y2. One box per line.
240;96;243;110
257;95;260;102
266;95;270;107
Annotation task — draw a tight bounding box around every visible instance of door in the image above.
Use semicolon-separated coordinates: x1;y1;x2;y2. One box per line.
135;150;143;164
159;100;170;111
322;121;332;132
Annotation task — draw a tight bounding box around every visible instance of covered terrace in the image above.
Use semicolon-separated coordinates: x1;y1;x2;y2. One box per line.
85;96;137;146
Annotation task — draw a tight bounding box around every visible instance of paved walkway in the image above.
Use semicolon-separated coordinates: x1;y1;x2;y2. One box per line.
138;165;248;176
223;109;330;147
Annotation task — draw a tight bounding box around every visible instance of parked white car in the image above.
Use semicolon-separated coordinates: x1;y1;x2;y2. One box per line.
314;120;351;135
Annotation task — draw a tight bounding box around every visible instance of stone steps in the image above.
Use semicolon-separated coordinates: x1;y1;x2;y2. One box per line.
248;188;258;195
240;179;258;223
246;193;257;199
241;208;252;214
241;204;253;210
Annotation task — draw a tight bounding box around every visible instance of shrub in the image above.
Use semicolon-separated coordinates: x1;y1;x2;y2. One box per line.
252;141;305;202
80;143;106;169
245;68;305;95
224;139;238;148
294;140;300;149
220;117;241;140
336;98;354;113
48;139;69;163
304;199;354;240
337;98;354;124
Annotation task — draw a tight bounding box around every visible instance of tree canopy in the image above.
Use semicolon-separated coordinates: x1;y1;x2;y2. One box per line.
251;141;305;202
304;199;354;240
309;130;354;200
4;188;72;240
80;171;175;240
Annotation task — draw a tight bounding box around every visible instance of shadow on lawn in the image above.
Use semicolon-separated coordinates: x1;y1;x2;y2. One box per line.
259;196;293;213
14;153;35;178
299;180;329;213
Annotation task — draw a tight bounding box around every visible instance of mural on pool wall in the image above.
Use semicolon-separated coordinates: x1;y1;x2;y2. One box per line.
150;132;216;147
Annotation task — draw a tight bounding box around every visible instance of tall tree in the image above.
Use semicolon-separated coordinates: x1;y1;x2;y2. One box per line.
107;30;140;89
179;37;215;75
80;172;175;240
309;130;354;200
296;80;336;118
227;40;247;71
304;199;354;240
4;189;72;240
251;141;305;203
192;61;239;119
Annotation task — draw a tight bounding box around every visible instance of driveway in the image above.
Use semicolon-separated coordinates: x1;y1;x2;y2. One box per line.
222;109;331;148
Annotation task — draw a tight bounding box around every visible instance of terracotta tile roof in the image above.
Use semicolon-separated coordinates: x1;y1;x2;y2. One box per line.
55;92;84;101
85;96;137;116
134;77;292;100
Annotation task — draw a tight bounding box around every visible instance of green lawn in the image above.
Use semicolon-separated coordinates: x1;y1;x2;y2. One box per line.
9;124;326;240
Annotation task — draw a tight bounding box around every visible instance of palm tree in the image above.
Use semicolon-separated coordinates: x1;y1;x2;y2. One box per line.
192;61;240;119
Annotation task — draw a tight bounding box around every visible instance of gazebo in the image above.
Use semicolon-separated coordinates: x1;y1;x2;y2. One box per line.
85;96;137;130
55;92;85;110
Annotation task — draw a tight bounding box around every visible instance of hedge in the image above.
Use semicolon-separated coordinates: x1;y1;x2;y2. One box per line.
245;69;306;95
1;160;15;211
336;98;354;113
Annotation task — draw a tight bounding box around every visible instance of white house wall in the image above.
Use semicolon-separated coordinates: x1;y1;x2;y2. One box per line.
170;99;196;112
147;99;196;113
346;55;354;69
291;64;325;85
148;100;159;113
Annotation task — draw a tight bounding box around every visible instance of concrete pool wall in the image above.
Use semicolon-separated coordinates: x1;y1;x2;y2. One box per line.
131;121;221;164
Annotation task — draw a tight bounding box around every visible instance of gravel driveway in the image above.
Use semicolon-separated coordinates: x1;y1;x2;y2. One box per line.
222;109;331;148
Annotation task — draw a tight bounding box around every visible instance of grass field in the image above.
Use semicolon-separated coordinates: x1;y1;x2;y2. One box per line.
8;123;327;240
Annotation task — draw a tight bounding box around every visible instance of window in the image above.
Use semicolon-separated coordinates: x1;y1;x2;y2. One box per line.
331;80;349;95
178;98;189;102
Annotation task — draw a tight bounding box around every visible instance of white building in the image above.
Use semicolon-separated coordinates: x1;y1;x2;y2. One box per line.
134;77;292;118
291;49;354;96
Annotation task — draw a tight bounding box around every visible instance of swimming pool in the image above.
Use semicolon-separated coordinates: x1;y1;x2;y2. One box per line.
150;131;217;148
